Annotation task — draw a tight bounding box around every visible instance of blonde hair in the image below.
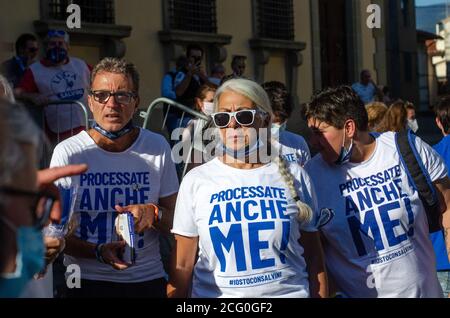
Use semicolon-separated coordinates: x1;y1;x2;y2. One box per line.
366;102;387;131
274;156;313;223
375;100;407;133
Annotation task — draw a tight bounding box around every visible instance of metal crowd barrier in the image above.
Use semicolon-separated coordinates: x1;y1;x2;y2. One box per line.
139;97;210;179
45;100;90;142
40;100;90;168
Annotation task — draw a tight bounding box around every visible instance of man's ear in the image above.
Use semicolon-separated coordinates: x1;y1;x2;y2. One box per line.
436;117;444;134
87;94;94;113
133;96;140;113
345;119;357;139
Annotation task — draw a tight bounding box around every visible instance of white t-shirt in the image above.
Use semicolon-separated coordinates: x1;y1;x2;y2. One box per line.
273;130;311;166
304;132;446;298
30;57;90;133
172;157;319;298
50;129;179;283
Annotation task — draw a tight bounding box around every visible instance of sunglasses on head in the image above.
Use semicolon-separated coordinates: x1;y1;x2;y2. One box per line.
47;30;67;38
211;109;265;128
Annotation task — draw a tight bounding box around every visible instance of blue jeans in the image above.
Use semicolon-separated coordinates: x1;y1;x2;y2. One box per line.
437;271;450;297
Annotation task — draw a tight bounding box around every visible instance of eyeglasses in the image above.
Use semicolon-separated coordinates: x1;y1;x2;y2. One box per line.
0;187;56;229
27;47;38;53
211;109;263;128
90;90;137;105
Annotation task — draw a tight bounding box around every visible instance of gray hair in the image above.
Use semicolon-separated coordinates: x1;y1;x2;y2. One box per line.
0;100;41;188
91;57;140;94
214;78;273;116
213;78;312;223
0;75;15;103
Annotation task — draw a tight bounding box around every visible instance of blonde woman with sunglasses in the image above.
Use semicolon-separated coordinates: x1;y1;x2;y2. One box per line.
168;79;328;298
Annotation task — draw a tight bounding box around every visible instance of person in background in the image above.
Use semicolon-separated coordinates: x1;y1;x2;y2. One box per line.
262;81;310;166
382;86;392;106
1;33;38;88
431;96;450;298
221;55;248;84
351;70;383;105
405;102;419;133
161;56;189;101
17;29;91;143
375;100;408;133
174;44;210;111
365;101;388;132
161;55;189;138
180;83;217;173
304;85;450;297
208;63;225;86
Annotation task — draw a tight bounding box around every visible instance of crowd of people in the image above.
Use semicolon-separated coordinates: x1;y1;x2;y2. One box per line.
2;30;450;299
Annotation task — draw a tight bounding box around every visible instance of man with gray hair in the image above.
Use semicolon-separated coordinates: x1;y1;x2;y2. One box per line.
50;57;178;297
17;29;91;143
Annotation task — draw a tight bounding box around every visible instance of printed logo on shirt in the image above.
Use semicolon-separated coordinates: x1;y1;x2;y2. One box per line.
207;186;294;282
281;153;297;163
338;164;415;259
51;70;84;100
75;172;151;249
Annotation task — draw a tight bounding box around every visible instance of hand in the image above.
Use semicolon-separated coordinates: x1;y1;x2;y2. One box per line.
44;236;65;266
31;95;50;106
115;204;157;234
197;66;207;78
100;241;129;270
37;164;88;223
186;63;198;76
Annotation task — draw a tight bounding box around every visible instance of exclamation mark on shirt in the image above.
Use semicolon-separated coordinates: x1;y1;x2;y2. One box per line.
279;221;290;264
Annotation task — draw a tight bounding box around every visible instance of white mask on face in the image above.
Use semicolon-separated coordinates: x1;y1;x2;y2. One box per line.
202;102;215;116
407;119;419;133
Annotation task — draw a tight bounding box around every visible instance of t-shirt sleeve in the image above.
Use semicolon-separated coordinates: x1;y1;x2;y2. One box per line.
18;69;38;93
293;166;319;232
414;135;448;182
161;74;177;100
174;71;186;88
298;136;311;166
49;144;72;188
171;173;198;237
159;137;180;198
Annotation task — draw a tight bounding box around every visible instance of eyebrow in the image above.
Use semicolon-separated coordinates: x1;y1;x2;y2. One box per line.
218;105;253;111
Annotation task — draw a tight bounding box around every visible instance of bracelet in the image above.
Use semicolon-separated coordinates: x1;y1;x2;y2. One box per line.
149;204;162;224
95;243;106;264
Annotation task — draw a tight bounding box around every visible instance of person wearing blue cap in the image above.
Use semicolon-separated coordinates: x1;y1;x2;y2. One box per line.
17;30;91;143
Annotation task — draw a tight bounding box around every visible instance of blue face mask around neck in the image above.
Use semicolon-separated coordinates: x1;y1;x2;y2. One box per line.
93;121;134;140
335;134;354;165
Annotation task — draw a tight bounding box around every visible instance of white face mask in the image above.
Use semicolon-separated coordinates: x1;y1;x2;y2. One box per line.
202;102;215;116
407;119;419;133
